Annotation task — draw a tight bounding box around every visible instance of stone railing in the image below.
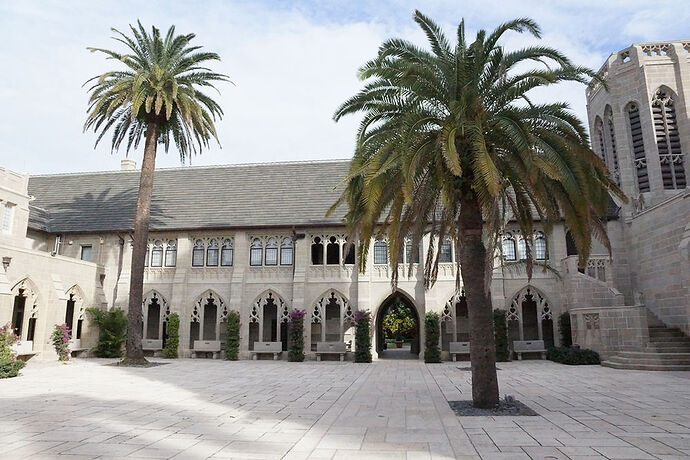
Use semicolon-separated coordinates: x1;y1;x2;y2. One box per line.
307;264;355;281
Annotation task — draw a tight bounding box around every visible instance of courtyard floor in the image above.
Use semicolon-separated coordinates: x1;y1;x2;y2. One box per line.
0;359;689;460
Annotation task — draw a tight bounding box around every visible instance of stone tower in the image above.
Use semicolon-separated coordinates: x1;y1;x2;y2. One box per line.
586;40;690;212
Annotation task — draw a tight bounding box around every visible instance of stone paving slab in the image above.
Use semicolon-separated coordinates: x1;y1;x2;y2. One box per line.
0;359;688;459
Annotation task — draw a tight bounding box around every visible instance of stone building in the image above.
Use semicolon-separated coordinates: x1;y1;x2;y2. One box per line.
0;40;688;368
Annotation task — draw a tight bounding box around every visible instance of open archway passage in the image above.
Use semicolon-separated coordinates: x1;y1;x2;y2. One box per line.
375;293;420;359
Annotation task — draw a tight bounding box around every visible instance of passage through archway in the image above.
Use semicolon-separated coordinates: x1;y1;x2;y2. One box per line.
375;292;420;359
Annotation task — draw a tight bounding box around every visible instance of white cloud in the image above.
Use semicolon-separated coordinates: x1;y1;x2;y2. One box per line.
0;0;687;174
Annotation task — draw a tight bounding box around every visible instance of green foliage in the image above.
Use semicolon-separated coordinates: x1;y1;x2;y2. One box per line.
51;324;71;361
547;347;600;365
354;310;372;363
84;21;231;158
383;302;416;340
558;312;572;347
424;312;441;363
493;309;510;362
287;309;306;362
163;313;180;359
87;308;127;358
224;311;240;361
0;360;25;379
0;323;19;361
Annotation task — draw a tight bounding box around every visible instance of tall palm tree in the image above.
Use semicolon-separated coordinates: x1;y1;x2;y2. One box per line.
332;11;624;407
84;22;230;364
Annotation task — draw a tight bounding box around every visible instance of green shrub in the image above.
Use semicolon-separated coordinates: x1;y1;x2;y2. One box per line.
354;310;372;363
288;309;306;362
558;312;572;347
0;359;25;379
164;313;180;359
87;308;127;358
493;309;510;362
547;346;600;365
224;311;240;361
424;312;441;363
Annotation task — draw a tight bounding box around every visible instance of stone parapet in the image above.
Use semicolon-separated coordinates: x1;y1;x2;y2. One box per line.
569;305;650;359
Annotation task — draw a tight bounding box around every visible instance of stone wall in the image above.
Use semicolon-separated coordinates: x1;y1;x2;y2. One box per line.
569;305;650;358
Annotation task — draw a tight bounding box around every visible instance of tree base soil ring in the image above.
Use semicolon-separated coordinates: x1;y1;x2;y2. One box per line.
449;398;538;416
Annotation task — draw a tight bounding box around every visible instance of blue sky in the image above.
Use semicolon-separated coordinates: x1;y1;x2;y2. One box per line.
0;0;688;174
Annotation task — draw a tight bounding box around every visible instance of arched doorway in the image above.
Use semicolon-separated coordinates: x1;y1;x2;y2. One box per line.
375;292;420;359
248;291;289;351
310;290;355;351
507;286;554;350
190;291;228;351
11;278;39;354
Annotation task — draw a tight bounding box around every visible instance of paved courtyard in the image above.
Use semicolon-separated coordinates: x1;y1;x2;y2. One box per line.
0;359;689;460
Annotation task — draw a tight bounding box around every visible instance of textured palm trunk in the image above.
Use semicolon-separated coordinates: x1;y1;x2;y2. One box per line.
458;197;500;408
123;120;159;364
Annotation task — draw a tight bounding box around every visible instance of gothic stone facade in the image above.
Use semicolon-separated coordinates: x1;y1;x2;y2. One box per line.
0;40;688;361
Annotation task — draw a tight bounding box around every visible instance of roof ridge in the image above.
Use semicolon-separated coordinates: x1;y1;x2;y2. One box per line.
29;158;352;178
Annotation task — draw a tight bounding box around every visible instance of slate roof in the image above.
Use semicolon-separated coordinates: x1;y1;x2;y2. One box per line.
27;160;352;233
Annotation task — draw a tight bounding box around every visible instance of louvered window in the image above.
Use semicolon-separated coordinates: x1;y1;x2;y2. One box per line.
627;103;649;192
605;112;620;185
652;89;686;189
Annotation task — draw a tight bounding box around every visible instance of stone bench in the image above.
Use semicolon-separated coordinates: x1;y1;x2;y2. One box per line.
250;341;282;360
513;340;546;360
11;341;38;361
192;340;221;359
449;342;470;361
68;339;89;357
143;339;163;357
316;342;347;362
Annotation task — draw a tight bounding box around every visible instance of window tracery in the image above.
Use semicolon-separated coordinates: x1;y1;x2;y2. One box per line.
652;88;686;189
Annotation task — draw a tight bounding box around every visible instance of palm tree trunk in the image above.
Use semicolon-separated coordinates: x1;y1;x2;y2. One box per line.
458;196;499;408
123;120;159;364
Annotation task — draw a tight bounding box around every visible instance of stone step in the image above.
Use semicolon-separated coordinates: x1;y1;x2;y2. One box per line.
606;354;690;366
601;360;690;371
649;336;690;343
646;343;690;352
648;328;686;338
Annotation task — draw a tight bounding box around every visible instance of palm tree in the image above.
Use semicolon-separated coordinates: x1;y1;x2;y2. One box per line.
332;11;624;407
84;22;230;364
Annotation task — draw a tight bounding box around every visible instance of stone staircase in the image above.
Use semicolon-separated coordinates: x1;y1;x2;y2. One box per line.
602;322;690;371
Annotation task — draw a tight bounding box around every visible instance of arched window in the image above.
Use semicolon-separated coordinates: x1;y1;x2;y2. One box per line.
164;240;177;267
250;238;263;266
502;234;517;261
594;116;607;161
439;237;452;263
535;232;547;260
565;230;578;256
343;239;355;265
405;240;420;264
326;236;340;265
627;102;650;192
373;240;388;265
311;237;324;265
265;237;278;266
652;88;686;189
150;240;163;267
192;239;204;267
221;239;233;266
280;238;293;265
517;238;527;260
604;106;620;185
206;239;219;266
144;244;150;267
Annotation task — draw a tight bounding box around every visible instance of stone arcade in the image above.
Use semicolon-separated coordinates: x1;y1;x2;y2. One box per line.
0;40;688;367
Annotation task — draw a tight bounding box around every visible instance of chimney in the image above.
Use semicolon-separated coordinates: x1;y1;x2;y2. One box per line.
121;158;137;171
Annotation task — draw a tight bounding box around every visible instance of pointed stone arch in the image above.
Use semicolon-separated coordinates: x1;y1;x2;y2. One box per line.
190;290;227;346
507;285;554;348
373;289;421;358
440;288;469;350
249;289;289;350
142;290;169;342
310;290;352;349
10;277;40;345
65;284;87;343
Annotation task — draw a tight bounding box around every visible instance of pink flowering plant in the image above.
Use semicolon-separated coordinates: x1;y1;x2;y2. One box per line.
0;323;20;361
51;324;71;361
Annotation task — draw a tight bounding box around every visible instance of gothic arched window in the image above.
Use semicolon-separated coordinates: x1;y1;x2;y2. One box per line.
164;240;177;267
405;240;420;264
502;234;517;261
535;232;547;260
439;237;452;263
326;236;340;265
280;238;293;266
250;238;263;266
627;102;650;192
652;88;686;189
265;237;278;266
343;238;355;265
604;106;620;185
311;237;324;265
221;239;233;266
150;240;163;267
373;240;388;265
517;238;527;260
144;244;150;267
206;239;219;266
192;239;205;267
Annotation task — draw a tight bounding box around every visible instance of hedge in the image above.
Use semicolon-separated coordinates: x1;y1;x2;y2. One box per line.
547;347;600;365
